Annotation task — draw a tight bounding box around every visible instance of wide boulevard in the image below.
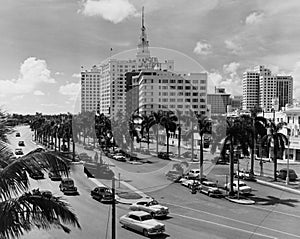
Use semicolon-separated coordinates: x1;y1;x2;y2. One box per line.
9;126;300;239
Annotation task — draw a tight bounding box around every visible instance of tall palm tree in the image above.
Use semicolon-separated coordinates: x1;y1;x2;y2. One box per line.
152;111;164;155
0;111;81;238
196;113;211;180
220;117;251;196
185;110;199;161
160;111;178;157
261;121;288;181
140;113;156;152
175;110;188;158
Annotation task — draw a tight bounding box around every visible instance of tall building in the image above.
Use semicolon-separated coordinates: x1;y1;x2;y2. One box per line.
132;69;207;116
207;88;231;115
81;8;174;116
277;75;293;110
242;65;293;112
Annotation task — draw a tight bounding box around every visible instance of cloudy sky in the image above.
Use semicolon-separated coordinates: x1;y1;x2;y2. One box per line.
1;0;300;114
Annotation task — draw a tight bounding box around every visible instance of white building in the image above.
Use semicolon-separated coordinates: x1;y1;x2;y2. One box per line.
81;8;174;116
132;69;207;115
242;70;260;110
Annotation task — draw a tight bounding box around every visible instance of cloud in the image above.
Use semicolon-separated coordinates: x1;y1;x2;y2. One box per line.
193;41;212;55
72;73;81;78
245;12;264;25
79;0;137;24
55;72;64;76
59;82;80;100
291;61;300;99
207;72;223;93
223;62;240;79
0;57;55;96
33;90;45;96
12;95;24;101
224;40;242;54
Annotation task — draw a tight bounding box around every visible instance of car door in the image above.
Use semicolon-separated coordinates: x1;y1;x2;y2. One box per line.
139;202;151;213
128;215;140;231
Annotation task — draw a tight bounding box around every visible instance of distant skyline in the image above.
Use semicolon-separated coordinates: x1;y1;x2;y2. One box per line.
1;0;300;114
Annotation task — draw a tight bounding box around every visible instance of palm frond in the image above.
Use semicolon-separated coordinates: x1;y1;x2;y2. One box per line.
0;190;81;239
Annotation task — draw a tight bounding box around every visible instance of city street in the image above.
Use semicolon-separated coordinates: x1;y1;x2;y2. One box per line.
8;126;300;239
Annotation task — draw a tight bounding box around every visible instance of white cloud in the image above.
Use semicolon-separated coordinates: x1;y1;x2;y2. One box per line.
59;82;80;100
207;72;223;93
79;0;137;24
224;40;242;54
193;41;212;55
72;73;81;78
33;90;45;96
245;12;264;25
0;57;55;96
12;95;24;101
55;72;64;76
291;61;300;99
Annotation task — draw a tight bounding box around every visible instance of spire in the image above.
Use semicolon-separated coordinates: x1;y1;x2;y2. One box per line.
137;6;150;59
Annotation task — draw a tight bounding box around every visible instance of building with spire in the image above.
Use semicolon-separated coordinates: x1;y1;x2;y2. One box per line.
81;7;207;118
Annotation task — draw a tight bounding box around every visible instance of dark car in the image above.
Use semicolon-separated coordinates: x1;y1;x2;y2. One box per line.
29;170;44;180
158;152;170;160
15;148;24;156
91;186;113;203
18;141;25;146
16;132;21;137
84;145;95;150
59;178;78;195
277;168;298;181
48;170;62;181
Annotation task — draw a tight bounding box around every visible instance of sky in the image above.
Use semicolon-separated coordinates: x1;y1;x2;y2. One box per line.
1;0;300;115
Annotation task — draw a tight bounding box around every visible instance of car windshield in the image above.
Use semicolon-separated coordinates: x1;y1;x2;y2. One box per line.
140;214;153;221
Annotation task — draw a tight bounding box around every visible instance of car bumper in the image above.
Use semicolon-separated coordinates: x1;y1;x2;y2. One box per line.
147;228;165;235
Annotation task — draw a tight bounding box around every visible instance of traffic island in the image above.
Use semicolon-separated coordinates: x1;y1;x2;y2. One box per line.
225;196;255;205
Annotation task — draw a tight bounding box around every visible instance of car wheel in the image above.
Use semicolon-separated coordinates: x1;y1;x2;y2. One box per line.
143;229;149;237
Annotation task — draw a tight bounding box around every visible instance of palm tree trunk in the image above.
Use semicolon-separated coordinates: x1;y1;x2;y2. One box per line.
54;132;57;151
191;122;194;161
178;126;181;158
250;118;255;175
199;135;204;180
147;130;150;152
273;148;278;181
229;138;235;196
166;129;170;156
72;139;76;161
156;126;159;155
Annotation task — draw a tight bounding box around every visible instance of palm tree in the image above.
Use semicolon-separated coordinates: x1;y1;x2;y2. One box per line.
185;110;199;161
160;111;178;157
0;111;81;238
261;121;288;181
140;113;156;152
151;111;164;155
196;113;211;180
175;110;188;158
220;117;251;196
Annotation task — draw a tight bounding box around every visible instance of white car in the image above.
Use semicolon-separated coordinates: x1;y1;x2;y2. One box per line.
181;178;200;189
119;211;165;237
224;180;252;194
187;169;200;178
129;199;169;218
113;154;126;162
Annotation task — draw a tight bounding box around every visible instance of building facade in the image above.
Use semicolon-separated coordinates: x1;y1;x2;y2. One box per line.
207;87;231;115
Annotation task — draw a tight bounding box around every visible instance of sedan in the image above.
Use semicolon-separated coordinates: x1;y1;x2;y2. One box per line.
15;132;21;137
48;171;62;181
129;199;169;218
119;211;165;237
181;178;200;189
113;154;126;162
199;181;223;197
15;148;24;156
277;168;298;181
224;180;252;194
18;141;25;146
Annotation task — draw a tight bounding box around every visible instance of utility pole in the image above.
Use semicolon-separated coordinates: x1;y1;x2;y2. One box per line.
112;177;116;239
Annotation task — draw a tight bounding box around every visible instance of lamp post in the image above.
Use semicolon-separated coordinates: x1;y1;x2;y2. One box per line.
286;128;290;185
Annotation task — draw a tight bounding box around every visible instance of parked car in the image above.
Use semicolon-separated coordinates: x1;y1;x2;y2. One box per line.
181;177;201;189
15;132;21;137
84;162;114;179
29;170;44;180
224;180;252;194
15;148;24;156
59;178;78;195
277;168;298;181
119;211;165;237
157;152;170;160
187;169;200;178
235;170;256;181
165;170;182;182
129;199;169;218
199;181;223;197
32;188;52;198
79;152;92;162
48;170;62;181
18;140;25;146
91;186;113;203
113;154;126;162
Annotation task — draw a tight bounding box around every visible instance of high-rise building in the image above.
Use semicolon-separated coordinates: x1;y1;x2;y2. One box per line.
130;69;207;116
242;65;293;112
81;8;174;116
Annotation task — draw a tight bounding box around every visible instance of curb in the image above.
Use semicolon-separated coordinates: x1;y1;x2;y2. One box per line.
256;179;300;195
225;196;255;205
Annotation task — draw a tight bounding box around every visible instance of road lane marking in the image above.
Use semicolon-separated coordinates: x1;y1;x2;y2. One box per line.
166;202;300;238
171;213;277;239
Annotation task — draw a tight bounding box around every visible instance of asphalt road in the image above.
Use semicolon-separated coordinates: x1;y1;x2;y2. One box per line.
8;126;300;239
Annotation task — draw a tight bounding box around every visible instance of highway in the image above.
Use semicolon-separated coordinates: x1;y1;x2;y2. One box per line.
8;126;300;239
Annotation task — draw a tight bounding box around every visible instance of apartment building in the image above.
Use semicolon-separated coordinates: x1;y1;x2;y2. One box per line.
131;69;207;116
207;87;231;115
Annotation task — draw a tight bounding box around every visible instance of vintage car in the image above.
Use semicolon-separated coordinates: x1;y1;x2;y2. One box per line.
18;140;25;146
15;132;21;137
59;178;78;195
224;180;252;194
29;170;44;180
91;186;113;203
119;211;165;237
15;148;24;156
129;199;169;218
112;154;126;162
235;170;256;181
199;181;223;197
277;168;298;181
48;170;62;181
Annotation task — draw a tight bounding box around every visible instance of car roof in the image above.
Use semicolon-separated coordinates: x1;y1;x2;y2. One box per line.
128;211;150;217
